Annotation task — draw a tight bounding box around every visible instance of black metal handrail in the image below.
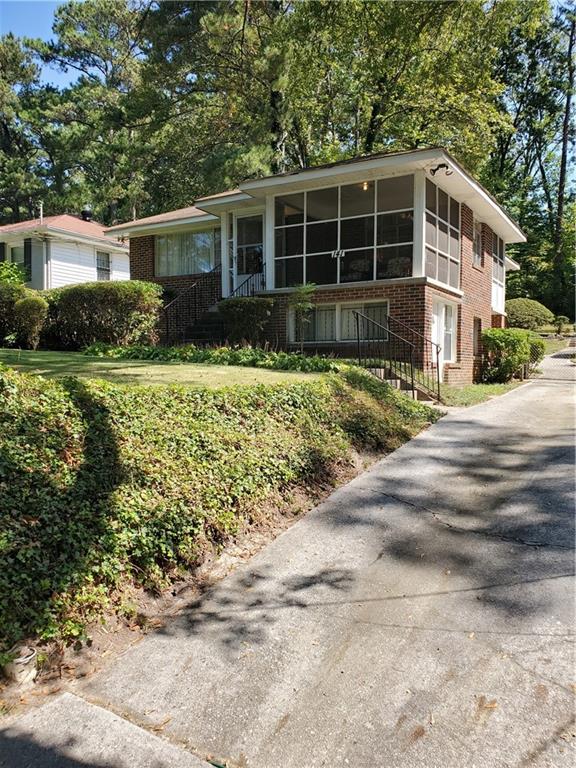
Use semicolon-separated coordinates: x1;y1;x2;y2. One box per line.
161;263;221;345
383;315;441;401
353;311;416;399
230;267;266;298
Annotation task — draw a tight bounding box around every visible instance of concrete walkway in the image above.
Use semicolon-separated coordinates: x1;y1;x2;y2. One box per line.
2;364;574;768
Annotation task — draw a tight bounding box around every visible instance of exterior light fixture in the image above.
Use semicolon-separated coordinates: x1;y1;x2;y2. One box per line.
362;181;369;191
430;163;453;177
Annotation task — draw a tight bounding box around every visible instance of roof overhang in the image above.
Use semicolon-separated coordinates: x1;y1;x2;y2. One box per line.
104;213;219;238
238;148;526;245
0;225;127;252
505;256;521;271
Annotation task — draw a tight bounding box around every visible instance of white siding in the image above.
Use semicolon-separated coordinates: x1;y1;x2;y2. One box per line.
111;252;130;280
49;241;129;287
50;241;96;287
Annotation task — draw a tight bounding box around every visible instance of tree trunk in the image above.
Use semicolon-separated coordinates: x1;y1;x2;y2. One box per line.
553;15;574;263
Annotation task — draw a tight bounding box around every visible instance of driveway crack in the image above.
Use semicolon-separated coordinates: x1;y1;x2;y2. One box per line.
355;486;573;550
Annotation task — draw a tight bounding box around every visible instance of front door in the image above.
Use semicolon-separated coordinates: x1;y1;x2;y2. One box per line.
234;214;264;291
432;300;456;377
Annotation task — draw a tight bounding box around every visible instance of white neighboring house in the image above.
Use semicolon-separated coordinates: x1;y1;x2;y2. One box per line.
0;214;129;289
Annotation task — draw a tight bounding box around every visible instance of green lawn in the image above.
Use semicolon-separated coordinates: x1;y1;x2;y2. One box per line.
0;349;321;387
440;381;521;407
541;337;571;355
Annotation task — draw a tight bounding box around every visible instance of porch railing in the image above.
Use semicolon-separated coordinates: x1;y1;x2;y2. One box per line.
230;268;266;298
382;314;441;401
353;311;416;398
161;263;222;345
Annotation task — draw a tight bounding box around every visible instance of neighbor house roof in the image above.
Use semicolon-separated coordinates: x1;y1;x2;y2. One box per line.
0;214;127;251
104;148;526;244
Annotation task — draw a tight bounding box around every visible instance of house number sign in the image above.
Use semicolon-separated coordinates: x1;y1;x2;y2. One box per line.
331;249;345;259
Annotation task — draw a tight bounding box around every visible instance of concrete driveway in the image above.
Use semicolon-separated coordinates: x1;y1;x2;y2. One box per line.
2;365;574;768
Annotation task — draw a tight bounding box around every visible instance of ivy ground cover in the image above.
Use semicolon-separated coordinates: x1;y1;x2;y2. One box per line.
0;366;437;649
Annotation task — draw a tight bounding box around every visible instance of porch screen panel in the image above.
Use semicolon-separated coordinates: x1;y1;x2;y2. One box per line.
424;179;460;289
274;174;414;287
491;234;505;313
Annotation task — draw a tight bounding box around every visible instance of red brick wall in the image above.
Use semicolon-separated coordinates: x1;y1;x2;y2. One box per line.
443;206;494;385
264;281;430;350
130;235;222;341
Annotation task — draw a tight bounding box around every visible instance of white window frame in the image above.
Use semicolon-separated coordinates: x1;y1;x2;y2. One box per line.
288;298;390;344
473;219;483;268
274;175;415;289
424;179;461;290
96;250;111;281
154;227;221;277
491;233;506;313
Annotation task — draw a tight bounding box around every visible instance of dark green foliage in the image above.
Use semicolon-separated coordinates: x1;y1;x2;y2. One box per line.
42;281;163;350
0;262;26;286
505;298;555;330
0;283;28;342
481;328;531;382
218;297;274;343
0;367;435;648
84;342;340;373
554;315;570;334
13;294;48;349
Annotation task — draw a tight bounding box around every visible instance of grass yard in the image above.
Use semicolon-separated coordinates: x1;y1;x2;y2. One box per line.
0;349;321;387
440;381;522;407
541;337;571;356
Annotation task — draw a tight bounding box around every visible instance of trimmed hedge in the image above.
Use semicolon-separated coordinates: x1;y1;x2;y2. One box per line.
218;297;274;343
0;283;28;342
482;328;531;382
14;294;49;350
0;367;437;648
505;298;554;330
84;342;340;373
42;281;163;350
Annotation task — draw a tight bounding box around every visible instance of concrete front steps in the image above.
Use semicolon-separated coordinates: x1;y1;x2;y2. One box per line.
0;692;209;768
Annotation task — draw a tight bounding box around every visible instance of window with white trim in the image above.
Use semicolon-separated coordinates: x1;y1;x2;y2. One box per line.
491;233;505;313
290;300;389;343
275;176;414;288
424;179;460;289
155;228;221;276
473;219;483;267
96;251;111;281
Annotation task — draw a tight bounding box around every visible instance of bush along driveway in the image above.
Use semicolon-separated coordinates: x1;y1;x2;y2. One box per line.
2;365;573;767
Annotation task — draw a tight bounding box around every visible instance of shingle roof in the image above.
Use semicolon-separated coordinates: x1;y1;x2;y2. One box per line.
105;205;211;232
0;214;126;247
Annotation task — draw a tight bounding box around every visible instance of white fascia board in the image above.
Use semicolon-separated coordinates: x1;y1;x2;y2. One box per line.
194;192;254;211
505;256;521;271
103;214;219;238
239;148;444;194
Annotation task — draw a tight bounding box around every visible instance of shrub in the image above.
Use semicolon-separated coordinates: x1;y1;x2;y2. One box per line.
13;294;49;349
42;281;163;350
0;262;26;286
481;328;531;382
505;298;554;330
0;368;436;648
218;297;274;343
554;315;570;335
0;282;28;343
84;342;341;373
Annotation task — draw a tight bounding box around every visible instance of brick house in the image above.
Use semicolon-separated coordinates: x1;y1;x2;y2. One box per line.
106;148;524;390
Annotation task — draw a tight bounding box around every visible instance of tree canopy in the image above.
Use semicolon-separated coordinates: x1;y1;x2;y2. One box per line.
0;0;573;314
